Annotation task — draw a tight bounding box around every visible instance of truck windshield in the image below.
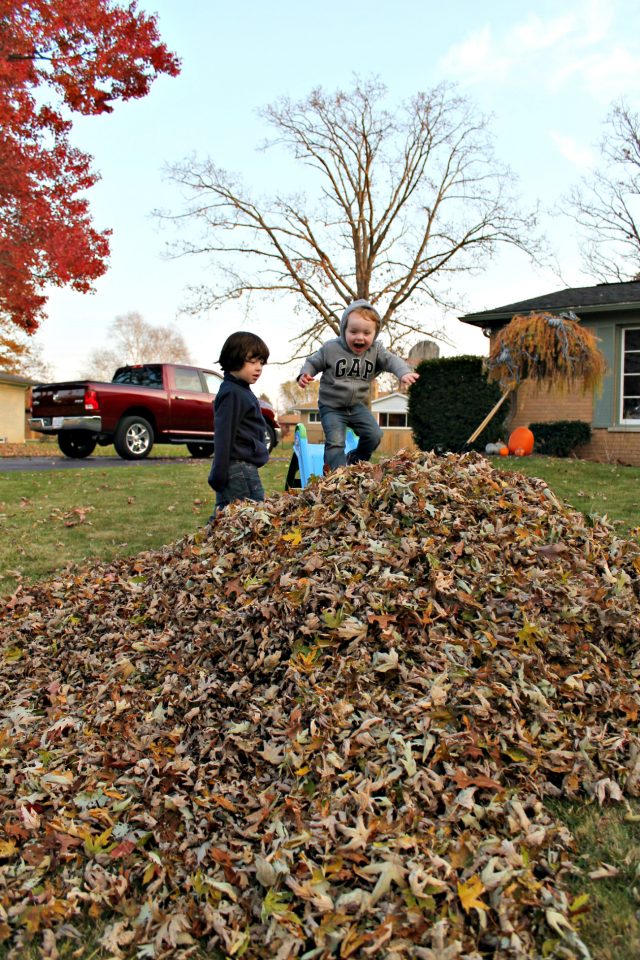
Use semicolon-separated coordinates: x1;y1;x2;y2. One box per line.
112;365;163;388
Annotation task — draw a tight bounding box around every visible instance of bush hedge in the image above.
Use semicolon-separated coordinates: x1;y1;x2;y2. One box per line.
408;355;506;453
529;420;592;457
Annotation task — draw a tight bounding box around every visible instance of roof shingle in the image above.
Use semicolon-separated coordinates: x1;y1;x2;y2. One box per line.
460;280;640;328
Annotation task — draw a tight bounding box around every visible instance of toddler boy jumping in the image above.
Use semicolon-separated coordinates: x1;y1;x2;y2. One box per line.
297;299;419;471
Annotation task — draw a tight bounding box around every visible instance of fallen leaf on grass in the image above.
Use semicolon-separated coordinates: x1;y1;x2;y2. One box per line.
587;863;620;879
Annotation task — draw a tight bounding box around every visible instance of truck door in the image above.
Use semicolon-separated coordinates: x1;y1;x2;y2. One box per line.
169;366;214;438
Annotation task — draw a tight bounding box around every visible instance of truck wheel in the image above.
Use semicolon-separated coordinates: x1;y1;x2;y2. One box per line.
57;432;97;459
186;442;214;458
114;415;154;460
264;424;276;453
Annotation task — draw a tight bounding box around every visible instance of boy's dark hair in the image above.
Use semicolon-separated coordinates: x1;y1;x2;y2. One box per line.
218;332;269;372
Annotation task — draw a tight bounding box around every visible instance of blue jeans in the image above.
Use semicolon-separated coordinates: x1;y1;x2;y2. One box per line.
213;461;264;518
319;402;383;469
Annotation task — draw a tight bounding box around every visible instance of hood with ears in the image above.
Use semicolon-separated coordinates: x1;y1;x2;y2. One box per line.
339;300;381;344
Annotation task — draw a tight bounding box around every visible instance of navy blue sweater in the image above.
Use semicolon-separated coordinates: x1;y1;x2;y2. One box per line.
208;373;269;492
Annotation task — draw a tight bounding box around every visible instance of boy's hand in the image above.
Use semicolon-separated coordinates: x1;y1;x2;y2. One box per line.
298;373;315;387
400;372;420;388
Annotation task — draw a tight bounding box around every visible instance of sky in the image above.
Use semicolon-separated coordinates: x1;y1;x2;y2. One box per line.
35;0;640;407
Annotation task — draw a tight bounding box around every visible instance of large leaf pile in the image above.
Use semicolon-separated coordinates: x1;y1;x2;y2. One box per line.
1;451;639;959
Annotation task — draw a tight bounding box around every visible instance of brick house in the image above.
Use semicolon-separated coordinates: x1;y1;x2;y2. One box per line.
460;281;640;465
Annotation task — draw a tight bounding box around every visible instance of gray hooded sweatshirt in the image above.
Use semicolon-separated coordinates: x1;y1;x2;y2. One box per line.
297;300;411;409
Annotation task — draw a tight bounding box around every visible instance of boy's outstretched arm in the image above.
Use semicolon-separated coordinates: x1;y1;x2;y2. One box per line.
400;371;420;387
297;345;327;386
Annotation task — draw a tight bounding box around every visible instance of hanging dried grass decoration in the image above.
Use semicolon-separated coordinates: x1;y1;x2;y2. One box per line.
466;310;608;445
486;310;607;394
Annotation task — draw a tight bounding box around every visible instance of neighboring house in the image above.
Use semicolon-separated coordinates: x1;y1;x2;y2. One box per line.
371;391;417;454
0;371;34;443
460;280;640;466
289;403;325;443
289;391;416;455
277;412;300;441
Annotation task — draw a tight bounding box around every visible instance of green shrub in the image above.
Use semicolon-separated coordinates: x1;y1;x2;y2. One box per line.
408;355;506;453
528;420;592;457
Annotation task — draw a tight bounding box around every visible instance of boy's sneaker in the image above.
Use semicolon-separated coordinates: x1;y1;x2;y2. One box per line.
346;452;359;466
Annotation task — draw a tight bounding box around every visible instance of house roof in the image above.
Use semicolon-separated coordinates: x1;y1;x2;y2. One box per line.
371;391;406;406
372;391;408;414
0;371;34;387
460;280;640;329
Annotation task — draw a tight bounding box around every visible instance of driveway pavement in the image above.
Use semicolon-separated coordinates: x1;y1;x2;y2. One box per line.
0;456;196;472
0;455;288;473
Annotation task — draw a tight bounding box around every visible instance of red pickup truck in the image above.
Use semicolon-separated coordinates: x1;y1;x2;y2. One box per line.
28;362;281;460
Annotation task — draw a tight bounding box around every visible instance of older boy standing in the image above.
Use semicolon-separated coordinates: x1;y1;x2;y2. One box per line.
209;331;270;516
297;300;419;470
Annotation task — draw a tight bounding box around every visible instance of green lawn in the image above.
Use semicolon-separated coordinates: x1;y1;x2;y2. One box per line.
490;454;640;538
0;448;292;597
1;448;638;599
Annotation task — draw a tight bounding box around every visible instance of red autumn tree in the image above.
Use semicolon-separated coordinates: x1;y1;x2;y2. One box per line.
0;0;180;333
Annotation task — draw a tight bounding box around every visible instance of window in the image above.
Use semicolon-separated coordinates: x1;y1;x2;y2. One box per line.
174;367;204;392
112;365;163;388
621;328;640;422
378;411;408;428
308;411;321;423
202;371;223;394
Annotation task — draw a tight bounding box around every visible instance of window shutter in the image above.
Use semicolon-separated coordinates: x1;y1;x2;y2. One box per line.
592;324;615;428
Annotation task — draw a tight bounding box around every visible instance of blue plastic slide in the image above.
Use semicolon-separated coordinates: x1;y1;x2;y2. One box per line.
285;422;358;489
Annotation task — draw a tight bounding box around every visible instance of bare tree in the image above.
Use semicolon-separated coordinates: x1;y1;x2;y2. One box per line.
163;78;539;355
279;378;320;413
83;312;193;380
565;101;640;282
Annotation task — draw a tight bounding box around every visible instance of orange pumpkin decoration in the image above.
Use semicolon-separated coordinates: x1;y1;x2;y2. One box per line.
508;426;534;456
499;446;510;456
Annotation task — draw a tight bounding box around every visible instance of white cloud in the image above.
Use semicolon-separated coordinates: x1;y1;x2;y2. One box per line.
511;13;574;50
440;11;580;83
547;43;640;101
573;0;615;48
440;0;638;102
582;46;640;99
440;26;512;83
550;132;596;169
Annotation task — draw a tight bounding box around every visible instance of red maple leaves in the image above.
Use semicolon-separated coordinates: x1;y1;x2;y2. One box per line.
0;1;180;333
